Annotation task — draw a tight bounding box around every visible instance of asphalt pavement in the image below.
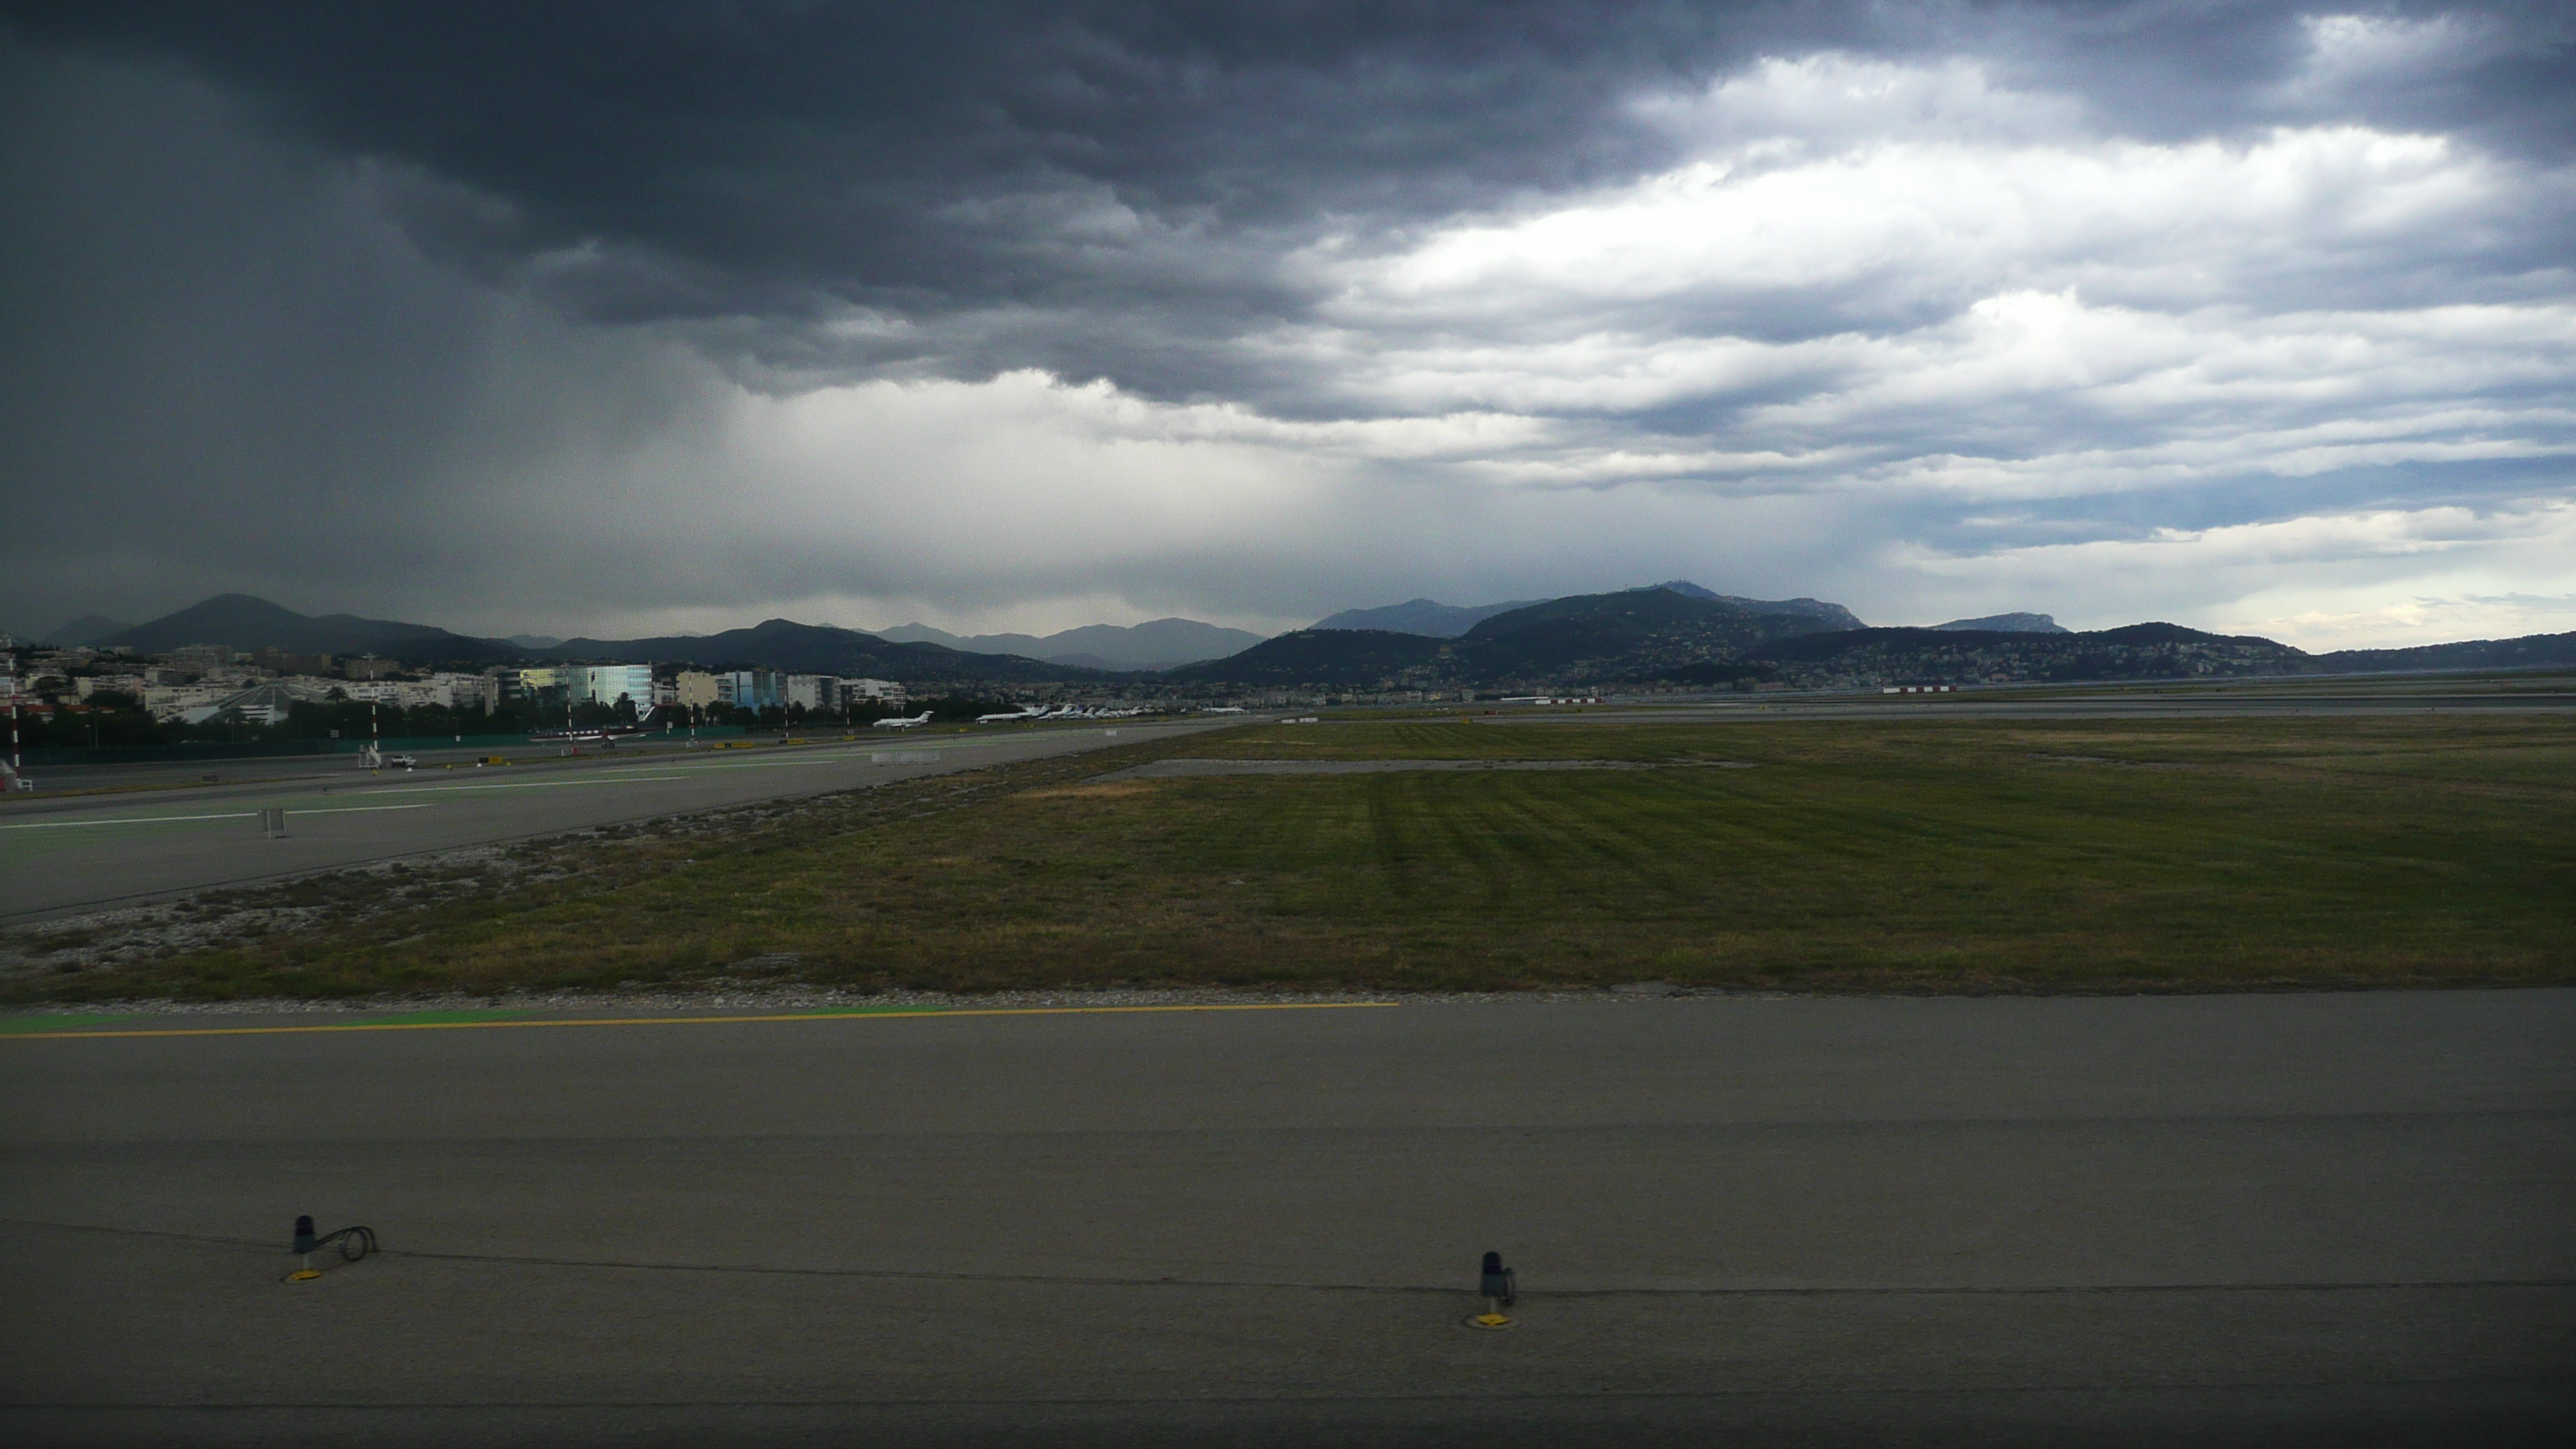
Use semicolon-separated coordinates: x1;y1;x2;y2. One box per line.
0;721;1225;923
1;990;2567;1445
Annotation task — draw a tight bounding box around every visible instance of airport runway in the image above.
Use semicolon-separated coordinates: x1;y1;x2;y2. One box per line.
0;721;1225;923
1;991;2567;1446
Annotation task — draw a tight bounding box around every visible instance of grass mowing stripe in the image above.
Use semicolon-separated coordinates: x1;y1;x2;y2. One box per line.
16;716;2569;1000
0;1014;140;1033
3;1001;1399;1040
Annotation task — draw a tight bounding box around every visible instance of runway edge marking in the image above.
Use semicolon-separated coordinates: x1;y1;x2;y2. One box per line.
1;1001;1403;1040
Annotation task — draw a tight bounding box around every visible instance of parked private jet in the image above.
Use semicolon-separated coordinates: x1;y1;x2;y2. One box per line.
872;711;937;729
976;705;1049;724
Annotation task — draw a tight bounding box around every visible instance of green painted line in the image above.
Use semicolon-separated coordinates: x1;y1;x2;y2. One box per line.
5;1001;1399;1040
0;1014;141;1034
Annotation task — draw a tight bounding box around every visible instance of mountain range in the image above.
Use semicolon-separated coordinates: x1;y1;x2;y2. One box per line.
1932;612;2068;634
1648;581;1868;629
523;620;1097;683
94;594;520;663
868;618;1264;670
1170;586;1862;689
1172;587;2576;690
29;590;2576;692
1311;582;1863;636
1309;598;1547;636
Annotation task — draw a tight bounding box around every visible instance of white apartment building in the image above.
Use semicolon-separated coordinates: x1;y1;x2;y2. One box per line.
784;674;838;711
430;672;498;713
839;677;906;707
73;673;148;700
673;671;721;709
142;683;248;720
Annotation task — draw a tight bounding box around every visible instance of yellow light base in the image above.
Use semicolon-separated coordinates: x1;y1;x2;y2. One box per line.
286;1269;324;1282
1464;1312;1512;1331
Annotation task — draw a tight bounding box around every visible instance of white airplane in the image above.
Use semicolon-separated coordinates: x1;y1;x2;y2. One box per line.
976;704;1049;723
872;711;936;729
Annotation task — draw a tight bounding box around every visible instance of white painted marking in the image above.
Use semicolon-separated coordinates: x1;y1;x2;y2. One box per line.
0;812;257;831
0;803;431;831
292;804;438;817
363;776;690;795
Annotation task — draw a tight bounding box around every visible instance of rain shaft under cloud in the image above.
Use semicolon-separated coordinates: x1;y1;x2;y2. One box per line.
1;2;2571;647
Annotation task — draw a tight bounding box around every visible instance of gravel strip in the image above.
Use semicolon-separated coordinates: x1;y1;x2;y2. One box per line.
0;982;1768;1018
1103;758;1756;778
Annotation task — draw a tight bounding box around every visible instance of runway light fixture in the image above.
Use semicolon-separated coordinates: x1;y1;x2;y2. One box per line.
286;1214;377;1283
289;1214;320;1280
1467;1250;1516;1329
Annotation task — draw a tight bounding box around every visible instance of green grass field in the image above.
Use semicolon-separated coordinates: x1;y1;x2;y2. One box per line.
10;715;2572;999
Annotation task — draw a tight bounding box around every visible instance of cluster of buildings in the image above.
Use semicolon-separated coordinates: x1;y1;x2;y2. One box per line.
1;642;917;728
496;665;658;714
144;673;500;724
665;670;906;714
496;666;908;716
3;643;505;724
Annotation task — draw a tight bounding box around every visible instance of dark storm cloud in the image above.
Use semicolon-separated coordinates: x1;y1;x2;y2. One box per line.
16;9;2567;262
12;2;2564;406
5;3;1776;362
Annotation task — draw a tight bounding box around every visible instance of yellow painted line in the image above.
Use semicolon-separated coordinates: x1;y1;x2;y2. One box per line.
4;1002;1399;1040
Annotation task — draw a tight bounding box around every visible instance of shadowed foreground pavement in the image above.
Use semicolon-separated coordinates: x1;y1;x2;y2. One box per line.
1;992;2569;1446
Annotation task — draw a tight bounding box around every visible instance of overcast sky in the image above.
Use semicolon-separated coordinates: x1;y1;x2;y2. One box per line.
3;2;2571;647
